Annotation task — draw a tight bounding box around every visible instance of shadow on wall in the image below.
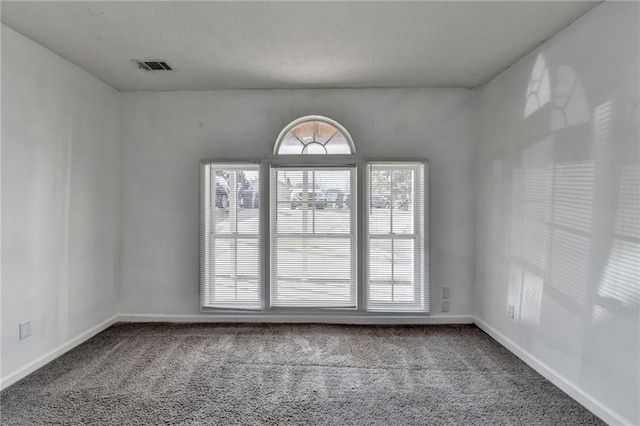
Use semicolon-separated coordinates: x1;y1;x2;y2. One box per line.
495;52;639;416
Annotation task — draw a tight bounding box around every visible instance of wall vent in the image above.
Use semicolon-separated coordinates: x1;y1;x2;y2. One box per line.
134;60;173;71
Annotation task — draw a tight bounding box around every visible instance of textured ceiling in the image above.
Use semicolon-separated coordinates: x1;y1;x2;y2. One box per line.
1;1;600;91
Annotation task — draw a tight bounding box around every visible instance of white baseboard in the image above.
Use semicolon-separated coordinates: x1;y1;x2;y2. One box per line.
474;316;631;426
118;313;475;325
0;315;119;391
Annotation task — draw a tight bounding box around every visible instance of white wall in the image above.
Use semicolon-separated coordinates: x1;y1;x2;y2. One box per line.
119;88;477;317
475;3;639;424
1;25;121;383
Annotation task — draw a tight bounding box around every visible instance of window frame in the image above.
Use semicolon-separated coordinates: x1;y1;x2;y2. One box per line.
201;157;430;315
269;163;359;310
273;115;356;156
200;161;265;312
365;161;429;312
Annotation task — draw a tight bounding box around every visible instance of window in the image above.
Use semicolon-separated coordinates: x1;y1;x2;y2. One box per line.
201;164;262;309
270;167;357;307
366;162;428;311
202;116;429;314
274;115;355;155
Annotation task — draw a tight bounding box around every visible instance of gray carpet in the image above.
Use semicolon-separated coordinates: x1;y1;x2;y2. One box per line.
1;323;603;425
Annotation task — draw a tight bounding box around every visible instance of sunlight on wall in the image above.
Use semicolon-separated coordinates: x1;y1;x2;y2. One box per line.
482;6;639;421
507;264;523;319
547;161;595;306
598;164;640;307
509;168;524;256
524;54;551;118
551;161;595;233
614;165;640;239
592;100;615;178
537;295;584;379
522;138;553;271
598;238;640;307
592;95;640;308
511;59;604;360
549;229;591;306
591;304;614;323
521;271;544;325
507;138;553;324
518;56;637;390
550;66;590;131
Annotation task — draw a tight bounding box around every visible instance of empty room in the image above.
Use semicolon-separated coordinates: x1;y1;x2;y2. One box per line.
1;1;638;425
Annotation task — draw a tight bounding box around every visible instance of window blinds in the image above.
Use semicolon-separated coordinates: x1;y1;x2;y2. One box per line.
366;162;428;312
270;166;357;308
201;163;262;309
201;161;429;313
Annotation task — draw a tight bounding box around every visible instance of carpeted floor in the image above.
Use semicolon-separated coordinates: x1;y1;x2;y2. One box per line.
1;323;603;425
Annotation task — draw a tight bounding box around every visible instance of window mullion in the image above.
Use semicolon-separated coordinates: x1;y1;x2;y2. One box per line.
413;166;421;303
266;164;275;310
356;164;364;311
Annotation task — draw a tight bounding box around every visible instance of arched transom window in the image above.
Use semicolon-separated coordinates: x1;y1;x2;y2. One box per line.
274;115;355;155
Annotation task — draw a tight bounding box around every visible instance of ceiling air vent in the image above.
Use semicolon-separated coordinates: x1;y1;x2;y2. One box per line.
134;60;173;71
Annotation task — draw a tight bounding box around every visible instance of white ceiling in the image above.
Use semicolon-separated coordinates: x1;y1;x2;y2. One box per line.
1;1;600;91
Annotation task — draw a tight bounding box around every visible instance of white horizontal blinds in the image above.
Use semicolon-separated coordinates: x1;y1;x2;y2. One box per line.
270;166;357;307
201;164;212;308
202;163;262;309
367;162;428;312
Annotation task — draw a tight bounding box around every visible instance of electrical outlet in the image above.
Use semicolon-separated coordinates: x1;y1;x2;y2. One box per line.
441;286;450;299
441;300;450;312
19;321;31;340
507;305;515;320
